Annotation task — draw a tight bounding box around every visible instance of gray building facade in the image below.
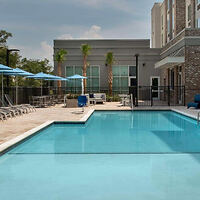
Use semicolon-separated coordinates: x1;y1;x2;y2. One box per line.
54;39;161;94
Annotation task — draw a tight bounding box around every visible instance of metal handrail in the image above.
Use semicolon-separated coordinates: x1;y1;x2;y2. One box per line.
198;112;200;125
130;94;134;110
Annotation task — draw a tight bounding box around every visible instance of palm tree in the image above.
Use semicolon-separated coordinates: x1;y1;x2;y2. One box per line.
106;52;115;96
81;44;91;93
55;49;67;94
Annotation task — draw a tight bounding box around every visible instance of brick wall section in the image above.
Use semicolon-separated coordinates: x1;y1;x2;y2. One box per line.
161;29;200;54
161;29;185;53
174;0;186;36
185;46;200;103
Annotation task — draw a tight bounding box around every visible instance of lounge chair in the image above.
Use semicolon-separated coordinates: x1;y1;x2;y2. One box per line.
78;95;87;112
0;107;17;118
0;108;13;120
187;94;200;109
5;94;36;113
0;98;22;116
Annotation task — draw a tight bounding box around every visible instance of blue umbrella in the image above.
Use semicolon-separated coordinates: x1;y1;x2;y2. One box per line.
67;74;87;79
27;72;57;80
0;67;22;103
0;64;13;70
3;68;34;104
44;75;68;95
67;74;87;95
28;72;63;96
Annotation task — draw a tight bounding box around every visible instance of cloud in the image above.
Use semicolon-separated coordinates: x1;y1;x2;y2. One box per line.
81;25;103;39
57;25;103;39
40;41;53;62
57;34;73;39
10;41;53;65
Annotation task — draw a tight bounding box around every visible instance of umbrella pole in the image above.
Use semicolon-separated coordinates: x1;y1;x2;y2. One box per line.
81;79;84;95
16;76;18;105
41;80;43;96
1;73;3;103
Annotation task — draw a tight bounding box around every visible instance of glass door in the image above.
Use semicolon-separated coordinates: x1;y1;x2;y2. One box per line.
178;71;182;104
151;77;160;100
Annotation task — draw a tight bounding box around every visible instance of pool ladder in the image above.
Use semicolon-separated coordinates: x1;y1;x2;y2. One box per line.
198;112;200;125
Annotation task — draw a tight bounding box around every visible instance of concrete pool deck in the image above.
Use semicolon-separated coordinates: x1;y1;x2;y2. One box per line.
0;102;199;149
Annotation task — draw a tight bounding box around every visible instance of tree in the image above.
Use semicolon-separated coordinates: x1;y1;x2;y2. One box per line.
81;44;91;93
19;58;53;87
55;49;67;93
106;52;115;95
0;30;12;47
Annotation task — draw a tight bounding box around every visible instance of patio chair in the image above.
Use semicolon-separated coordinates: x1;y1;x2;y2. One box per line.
78;95;87;112
0;108;13;120
0;98;22;116
0;107;18;118
5;94;36;113
187;94;200;109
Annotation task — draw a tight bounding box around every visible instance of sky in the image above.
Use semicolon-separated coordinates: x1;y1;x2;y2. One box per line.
0;0;161;65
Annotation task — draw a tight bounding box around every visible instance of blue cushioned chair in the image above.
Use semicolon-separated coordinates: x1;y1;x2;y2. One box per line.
187;94;200;109
78;95;87;112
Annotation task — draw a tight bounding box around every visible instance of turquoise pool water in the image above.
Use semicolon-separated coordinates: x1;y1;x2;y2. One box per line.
1;111;200;200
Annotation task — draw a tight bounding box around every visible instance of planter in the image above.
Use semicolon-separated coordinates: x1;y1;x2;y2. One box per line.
65;99;78;108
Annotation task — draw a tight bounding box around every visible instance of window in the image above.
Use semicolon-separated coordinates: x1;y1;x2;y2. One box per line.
65;66;100;92
170;69;174;89
197;18;200;28
112;66;129;93
167;20;170;34
188;4;192;22
172;9;174;32
86;66;100;92
168;0;170;10
161;15;164;30
129;66;136;76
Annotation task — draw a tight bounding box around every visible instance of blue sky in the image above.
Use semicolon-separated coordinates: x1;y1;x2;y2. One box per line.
0;0;161;64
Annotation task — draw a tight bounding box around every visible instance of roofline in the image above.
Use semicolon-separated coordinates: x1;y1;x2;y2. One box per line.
54;38;150;41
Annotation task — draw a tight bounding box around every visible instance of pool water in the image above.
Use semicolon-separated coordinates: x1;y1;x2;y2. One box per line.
1;111;200;200
9;111;200;153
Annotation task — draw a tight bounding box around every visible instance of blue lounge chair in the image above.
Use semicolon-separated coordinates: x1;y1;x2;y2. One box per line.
78;95;87;112
187;94;200;109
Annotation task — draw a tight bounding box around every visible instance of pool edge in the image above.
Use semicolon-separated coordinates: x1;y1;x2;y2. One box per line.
0;108;198;155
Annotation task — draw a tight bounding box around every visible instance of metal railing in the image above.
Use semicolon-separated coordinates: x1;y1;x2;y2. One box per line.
0;86;186;107
129;86;185;107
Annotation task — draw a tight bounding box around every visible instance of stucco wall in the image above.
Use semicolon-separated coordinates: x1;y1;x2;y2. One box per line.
54;39;161;88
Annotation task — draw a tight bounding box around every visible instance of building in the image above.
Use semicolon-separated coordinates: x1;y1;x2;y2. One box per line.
152;0;200;104
54;39;161;98
54;0;200;106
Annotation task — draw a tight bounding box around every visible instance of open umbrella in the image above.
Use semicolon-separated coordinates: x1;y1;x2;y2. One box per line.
3;68;34;104
67;74;87;95
0;64;13;70
0;67;21;103
44;75;68;95
27;72;63;96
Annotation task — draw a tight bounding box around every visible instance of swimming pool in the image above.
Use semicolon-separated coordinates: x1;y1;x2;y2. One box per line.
1;111;200;200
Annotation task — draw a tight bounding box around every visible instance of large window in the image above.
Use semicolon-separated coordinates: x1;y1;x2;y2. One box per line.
188;4;192;22
65;66;100;92
170;69;174;89
197;18;200;28
86;66;100;92
168;0;170;10
167;20;170;34
112;66;129;93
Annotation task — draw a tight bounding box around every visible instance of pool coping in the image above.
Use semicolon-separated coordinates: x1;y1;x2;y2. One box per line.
0;108;198;155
